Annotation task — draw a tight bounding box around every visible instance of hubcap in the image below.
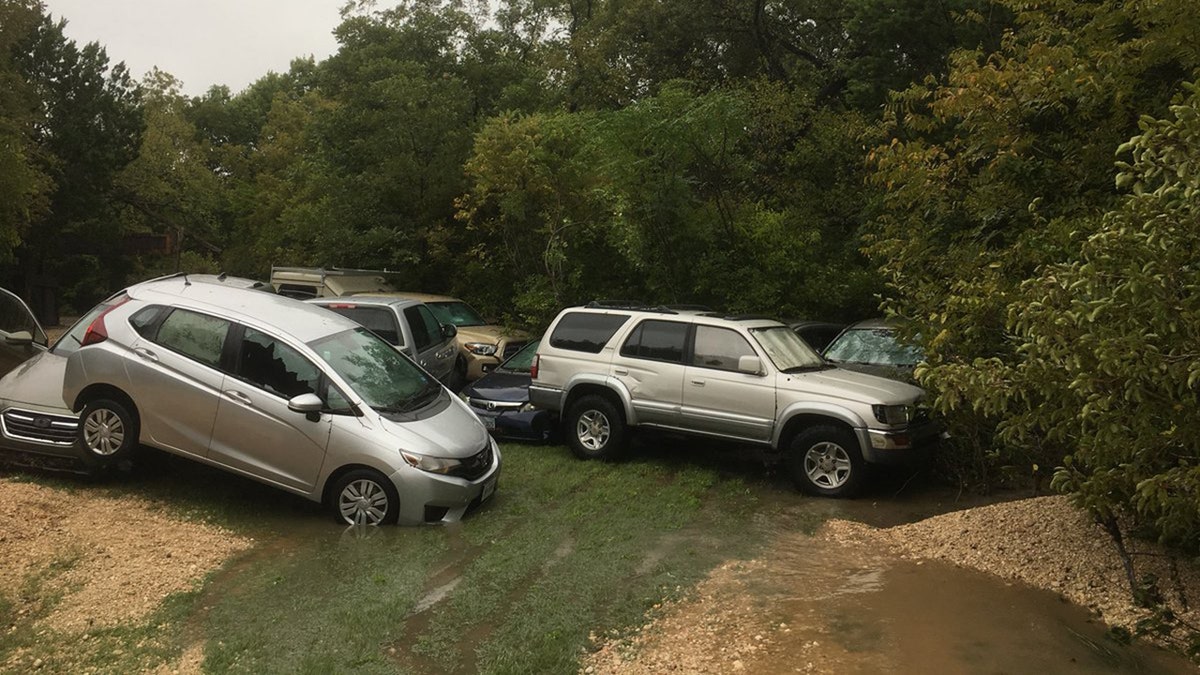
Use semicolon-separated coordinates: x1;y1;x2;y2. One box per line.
803;441;852;489
82;409;125;456
338;479;390;525
576;410;610;451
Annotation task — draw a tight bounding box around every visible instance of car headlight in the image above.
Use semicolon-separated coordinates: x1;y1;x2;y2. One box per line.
400;450;463;475
465;342;497;356
872;404;913;425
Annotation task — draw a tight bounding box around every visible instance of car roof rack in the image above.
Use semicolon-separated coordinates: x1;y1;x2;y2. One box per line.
583;301;679;314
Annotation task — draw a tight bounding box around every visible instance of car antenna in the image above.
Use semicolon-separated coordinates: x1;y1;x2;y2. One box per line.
217;272;228;281
182;273;191;286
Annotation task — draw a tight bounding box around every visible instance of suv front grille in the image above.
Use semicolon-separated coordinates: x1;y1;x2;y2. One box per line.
2;409;79;446
448;443;493;481
501;341;526;361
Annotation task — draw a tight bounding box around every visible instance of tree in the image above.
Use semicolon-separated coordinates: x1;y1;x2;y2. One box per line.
0;0;49;265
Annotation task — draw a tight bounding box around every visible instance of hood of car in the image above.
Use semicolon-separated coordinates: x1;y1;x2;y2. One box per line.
463;371;531;403
377;392;491;458
826;360;917;384
783;366;923;405
454;325;529;345
0;350;71;413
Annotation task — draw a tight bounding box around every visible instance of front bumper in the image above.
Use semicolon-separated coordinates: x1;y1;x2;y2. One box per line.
855;422;940;465
388;439;502;525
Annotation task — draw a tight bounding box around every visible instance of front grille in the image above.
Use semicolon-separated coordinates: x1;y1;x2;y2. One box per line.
448;443;493;481
501;340;526;361
2;409;79;446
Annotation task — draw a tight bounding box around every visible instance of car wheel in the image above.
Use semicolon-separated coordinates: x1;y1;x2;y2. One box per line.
332;469;399;526
788;425;866;498
565;395;627;460
78;397;139;469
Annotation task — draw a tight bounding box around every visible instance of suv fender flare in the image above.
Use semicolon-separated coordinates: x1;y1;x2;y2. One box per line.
772;402;868;451
562;373;638;426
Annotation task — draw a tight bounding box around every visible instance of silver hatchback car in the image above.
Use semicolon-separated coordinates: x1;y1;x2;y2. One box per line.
62;275;500;525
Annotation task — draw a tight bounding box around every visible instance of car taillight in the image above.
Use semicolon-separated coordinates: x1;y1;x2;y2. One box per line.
530;354;539;379
80;296;130;346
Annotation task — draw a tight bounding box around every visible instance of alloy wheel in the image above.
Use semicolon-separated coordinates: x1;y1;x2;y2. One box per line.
82;409;125;457
803;441;853;489
577;410;610;451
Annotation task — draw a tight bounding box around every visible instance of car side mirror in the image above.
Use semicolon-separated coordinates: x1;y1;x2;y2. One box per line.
737;355;763;375
441;324;457;339
3;330;33;346
288;392;324;415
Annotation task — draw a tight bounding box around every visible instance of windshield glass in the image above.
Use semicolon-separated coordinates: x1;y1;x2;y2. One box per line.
750;326;825;372
824;328;923;366
427;301;486;327
308;328;439;412
498;339;540;373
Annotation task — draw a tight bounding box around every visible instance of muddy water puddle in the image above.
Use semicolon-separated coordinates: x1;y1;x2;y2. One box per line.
744;531;1191;674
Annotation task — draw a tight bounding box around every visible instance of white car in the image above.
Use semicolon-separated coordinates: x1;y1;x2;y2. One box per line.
60;274;499;525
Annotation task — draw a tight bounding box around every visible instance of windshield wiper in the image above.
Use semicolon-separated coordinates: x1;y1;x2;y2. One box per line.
782;364;832;374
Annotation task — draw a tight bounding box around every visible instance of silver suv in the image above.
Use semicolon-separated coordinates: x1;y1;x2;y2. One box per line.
62;275;500;525
528;305;935;496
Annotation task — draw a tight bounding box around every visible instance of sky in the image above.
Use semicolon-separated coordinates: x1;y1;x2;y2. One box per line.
41;0;345;96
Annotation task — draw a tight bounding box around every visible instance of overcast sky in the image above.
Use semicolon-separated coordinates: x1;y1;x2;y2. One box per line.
42;0;344;96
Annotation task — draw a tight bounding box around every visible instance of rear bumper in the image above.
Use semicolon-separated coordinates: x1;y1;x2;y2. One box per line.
527;384;562;412
856;422;940;465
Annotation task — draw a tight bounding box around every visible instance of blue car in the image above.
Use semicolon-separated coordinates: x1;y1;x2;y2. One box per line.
460;339;553;441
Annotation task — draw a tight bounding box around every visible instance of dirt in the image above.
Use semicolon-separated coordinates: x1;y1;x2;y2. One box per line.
0;476;251;670
582;495;1200;674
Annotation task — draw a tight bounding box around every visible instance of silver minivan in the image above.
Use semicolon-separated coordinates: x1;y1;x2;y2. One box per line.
62;275;500;525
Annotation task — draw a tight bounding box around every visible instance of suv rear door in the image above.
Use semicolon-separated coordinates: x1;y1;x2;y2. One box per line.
612;319;690;427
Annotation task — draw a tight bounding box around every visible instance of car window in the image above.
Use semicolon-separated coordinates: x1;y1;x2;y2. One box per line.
413;305;443;350
277;283;318;299
155;309;231;368
498;339;540;373
427;301;485;327
620;320;688;363
549;312;630;354
129;305;168;339
236;327;321;399
322;305;403;347
51;292;128;356
692;325;756;372
824;328;922;366
0;288;46;346
404;306;436;351
309;328;438;413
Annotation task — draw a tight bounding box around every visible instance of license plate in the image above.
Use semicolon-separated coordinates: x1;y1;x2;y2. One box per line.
481;478;496;502
481;416;496;430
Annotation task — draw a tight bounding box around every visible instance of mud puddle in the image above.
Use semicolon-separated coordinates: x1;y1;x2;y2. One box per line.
751;535;1189;673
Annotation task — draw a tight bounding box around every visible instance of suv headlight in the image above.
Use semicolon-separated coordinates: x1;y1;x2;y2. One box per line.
872;404;913;425
465;342;497;356
400;450;463;475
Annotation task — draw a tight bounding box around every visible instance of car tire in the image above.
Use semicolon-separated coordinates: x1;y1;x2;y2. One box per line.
331;469;400;526
788;425;866;498
565;395;627;460
78;397;139;470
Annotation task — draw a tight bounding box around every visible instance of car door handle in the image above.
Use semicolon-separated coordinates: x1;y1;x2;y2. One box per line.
133;347;158;362
225;390;253;406
691;378;705;386
614;367;629;375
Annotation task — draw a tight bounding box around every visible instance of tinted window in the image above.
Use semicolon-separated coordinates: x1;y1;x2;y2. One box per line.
404;306;436;351
277;284;318;299
324;306;402;346
156;309;230;368
129;305;167;339
237;327;321;399
414;305;443;350
620;320;687;363
692;326;756;372
549;313;629;353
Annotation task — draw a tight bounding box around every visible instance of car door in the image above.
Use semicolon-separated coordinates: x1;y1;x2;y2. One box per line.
404;304;455;380
124;306;230;458
611;319;689;427
681;325;776;442
0;287;47;376
207;325;332;492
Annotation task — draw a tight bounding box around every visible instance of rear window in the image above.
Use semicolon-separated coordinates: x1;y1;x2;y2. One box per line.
549;312;629;354
323;305;403;346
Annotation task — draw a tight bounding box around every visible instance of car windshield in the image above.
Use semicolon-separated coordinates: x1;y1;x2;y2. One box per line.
749;326;826;372
498;339;540;373
427;301;486;327
308;327;440;413
824;328;923;366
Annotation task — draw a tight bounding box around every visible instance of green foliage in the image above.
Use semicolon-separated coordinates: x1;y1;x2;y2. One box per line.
0;0;50;265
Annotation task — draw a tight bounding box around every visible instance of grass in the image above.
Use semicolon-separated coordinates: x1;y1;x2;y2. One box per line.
0;438;799;674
